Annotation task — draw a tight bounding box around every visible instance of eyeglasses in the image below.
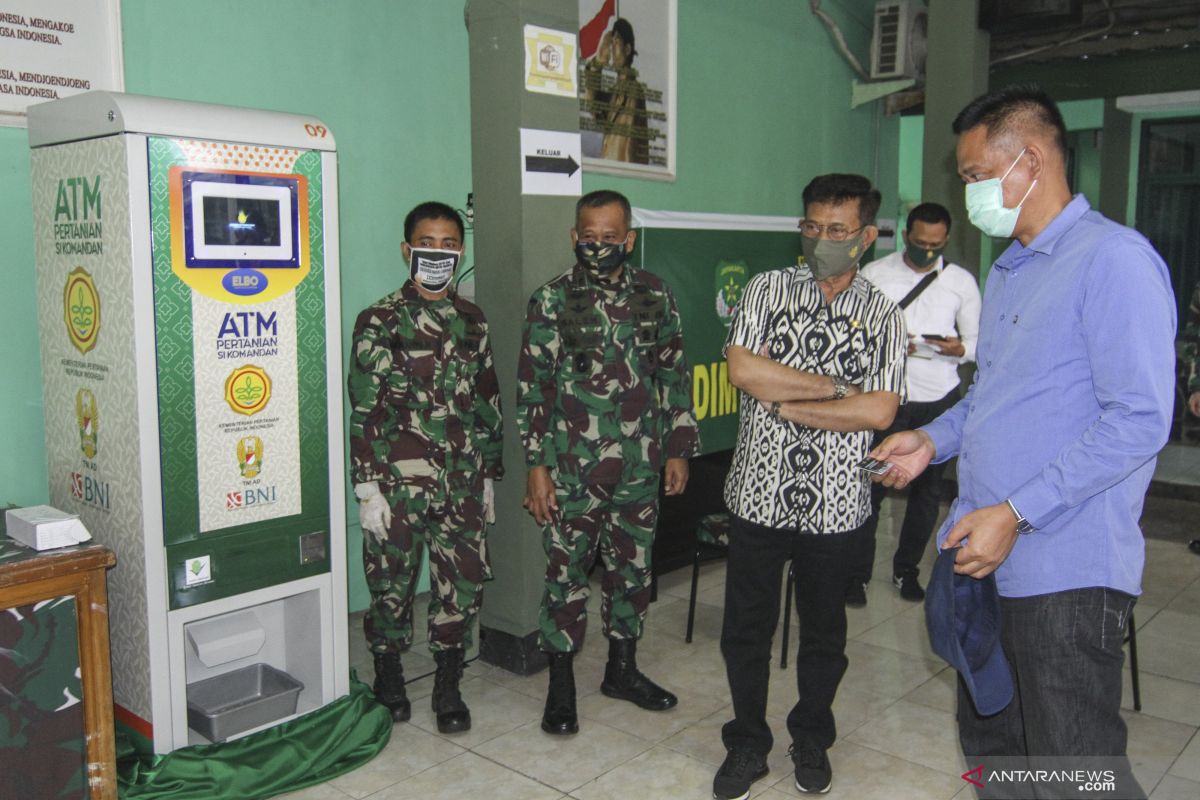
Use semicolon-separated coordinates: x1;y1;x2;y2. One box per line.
799;221;865;241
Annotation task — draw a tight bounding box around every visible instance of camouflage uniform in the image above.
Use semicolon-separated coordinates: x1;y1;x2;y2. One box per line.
517;264;698;652
349;281;504;654
1184;285;1200;395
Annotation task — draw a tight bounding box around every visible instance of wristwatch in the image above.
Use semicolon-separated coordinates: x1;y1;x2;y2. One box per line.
829;376;848;401
1005;498;1035;534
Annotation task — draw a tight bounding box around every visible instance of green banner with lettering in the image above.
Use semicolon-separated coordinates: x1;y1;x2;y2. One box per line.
634;223;803;454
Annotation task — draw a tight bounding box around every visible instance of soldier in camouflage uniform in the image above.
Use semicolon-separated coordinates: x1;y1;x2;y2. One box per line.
348;201;503;734
517;189;699;735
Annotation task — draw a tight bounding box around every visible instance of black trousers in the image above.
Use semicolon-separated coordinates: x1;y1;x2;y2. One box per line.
720;514;858;755
849;387;960;583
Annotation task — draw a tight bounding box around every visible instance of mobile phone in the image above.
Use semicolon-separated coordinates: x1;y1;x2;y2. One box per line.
856;457;893;475
922;333;948;341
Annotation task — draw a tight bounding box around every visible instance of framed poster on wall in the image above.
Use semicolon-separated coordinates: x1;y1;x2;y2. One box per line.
578;0;677;181
0;0;124;127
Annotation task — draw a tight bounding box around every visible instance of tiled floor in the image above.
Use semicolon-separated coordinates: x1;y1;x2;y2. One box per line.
283;496;1200;800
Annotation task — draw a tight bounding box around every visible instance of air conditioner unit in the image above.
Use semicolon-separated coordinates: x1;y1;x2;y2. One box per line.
870;0;928;80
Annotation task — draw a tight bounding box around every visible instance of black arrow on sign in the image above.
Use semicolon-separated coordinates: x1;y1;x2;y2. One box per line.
526;154;579;177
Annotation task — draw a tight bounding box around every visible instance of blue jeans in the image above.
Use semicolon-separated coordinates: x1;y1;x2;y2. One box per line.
720;515;856;755
957;587;1144;800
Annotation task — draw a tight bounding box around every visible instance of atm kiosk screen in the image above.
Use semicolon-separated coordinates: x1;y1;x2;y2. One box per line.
182;171;301;269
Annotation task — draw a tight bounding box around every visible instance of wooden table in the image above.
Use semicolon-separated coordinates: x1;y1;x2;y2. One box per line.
0;537;117;800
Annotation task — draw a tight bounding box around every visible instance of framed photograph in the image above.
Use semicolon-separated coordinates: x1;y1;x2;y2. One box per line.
578;0;677;181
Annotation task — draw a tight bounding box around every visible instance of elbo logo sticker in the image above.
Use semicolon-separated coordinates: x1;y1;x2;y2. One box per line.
222;268;268;296
63;266;101;353
223;364;271;416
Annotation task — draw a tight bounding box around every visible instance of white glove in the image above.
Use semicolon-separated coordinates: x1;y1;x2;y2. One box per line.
483;478;496;525
354;481;392;537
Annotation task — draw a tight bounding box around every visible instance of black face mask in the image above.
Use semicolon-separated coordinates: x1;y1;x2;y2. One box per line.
904;240;944;269
407;247;459;293
574;240;627;278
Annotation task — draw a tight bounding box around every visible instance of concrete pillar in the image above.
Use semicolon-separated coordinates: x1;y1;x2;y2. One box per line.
921;0;990;273
1098;99;1133;225
465;0;580;674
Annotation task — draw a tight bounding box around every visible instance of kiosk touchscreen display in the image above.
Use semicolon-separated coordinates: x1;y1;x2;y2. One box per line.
202;196;282;247
182;171;301;269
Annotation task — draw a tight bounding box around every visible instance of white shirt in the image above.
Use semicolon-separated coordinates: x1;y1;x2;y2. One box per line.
860;250;982;403
722;266;907;533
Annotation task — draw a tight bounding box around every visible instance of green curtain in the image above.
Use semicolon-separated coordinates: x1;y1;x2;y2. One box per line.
117;677;391;799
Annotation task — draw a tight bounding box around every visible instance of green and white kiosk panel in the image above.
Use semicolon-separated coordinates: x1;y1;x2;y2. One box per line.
28;91;348;752
148;139;330;608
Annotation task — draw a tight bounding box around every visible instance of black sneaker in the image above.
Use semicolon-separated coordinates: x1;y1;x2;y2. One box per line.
790;743;832;794
712;748;768;800
893;572;926;602
845;580;867;608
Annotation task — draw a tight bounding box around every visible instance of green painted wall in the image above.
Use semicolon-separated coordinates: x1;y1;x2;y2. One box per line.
1;0;901;612
0;125;41;507
897;115;925;220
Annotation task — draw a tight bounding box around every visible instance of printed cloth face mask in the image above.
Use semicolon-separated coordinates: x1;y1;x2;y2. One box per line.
575;239;627;279
408;247;459;292
802;232;865;280
964;147;1038;239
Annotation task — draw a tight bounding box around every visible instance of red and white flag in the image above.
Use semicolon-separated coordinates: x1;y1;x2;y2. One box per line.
579;0;617;59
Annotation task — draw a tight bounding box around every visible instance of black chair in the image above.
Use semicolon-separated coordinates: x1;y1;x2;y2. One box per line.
1127;610;1141;712
685;512;795;669
684;513;730;644
779;561;797;669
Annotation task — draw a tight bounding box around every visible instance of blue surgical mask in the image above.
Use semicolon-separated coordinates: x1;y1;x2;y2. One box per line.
964;148;1038;239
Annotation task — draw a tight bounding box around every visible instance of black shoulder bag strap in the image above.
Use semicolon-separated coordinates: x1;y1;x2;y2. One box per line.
897;269;940;310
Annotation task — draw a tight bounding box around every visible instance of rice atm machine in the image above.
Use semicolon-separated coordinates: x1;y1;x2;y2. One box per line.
27;91;348;752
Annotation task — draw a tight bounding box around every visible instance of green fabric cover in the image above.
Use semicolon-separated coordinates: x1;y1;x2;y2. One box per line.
117;676;391;799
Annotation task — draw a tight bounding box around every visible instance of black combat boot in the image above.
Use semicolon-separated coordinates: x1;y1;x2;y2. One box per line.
432;649;471;734
372;651;411;722
541;651;579;735
600;638;677;711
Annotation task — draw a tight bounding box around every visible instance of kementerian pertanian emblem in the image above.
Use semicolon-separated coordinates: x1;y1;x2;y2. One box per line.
75;387;98;458
714;260;748;327
223;365;271;416
237;435;264;479
63;267;100;354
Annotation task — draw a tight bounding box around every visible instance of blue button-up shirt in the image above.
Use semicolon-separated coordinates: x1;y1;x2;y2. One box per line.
922;195;1176;598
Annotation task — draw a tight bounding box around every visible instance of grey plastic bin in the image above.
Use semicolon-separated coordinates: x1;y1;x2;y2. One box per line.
186;662;304;742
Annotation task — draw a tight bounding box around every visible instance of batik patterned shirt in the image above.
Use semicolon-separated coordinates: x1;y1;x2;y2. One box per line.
723;265;907;533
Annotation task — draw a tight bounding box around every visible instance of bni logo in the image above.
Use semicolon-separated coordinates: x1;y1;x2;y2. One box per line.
70;471;110;509
225;486;277;511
